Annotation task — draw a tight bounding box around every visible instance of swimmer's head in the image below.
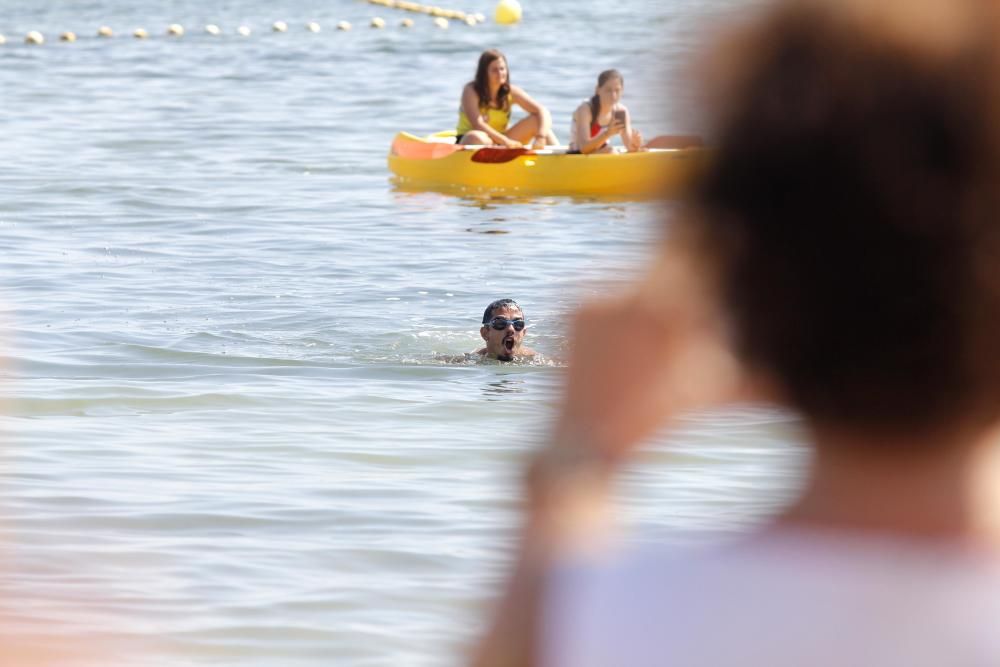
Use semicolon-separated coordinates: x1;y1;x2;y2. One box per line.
481;298;527;362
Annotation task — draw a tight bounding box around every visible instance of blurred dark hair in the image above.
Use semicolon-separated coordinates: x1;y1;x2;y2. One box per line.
483;299;523;324
474;49;511;111
688;0;1000;435
590;69;624;124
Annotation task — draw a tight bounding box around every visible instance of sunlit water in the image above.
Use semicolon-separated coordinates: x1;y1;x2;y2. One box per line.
0;0;803;664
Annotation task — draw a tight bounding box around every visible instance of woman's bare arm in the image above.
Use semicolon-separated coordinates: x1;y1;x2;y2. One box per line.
573;103;623;154
511;84;553;143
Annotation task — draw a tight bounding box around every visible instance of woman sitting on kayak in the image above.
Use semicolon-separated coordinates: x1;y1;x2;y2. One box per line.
570;69;705;154
456;49;558;150
569;69;643;154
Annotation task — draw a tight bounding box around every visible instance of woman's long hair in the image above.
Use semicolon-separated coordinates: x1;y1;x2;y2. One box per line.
473;49;511;111
589;69;623;124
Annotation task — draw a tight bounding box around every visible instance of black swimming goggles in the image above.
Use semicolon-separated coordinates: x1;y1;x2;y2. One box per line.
485;317;526;331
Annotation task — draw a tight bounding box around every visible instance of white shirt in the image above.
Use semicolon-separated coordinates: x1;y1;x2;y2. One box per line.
543;528;1000;667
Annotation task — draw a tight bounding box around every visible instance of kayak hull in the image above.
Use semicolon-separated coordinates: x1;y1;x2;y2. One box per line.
387;131;707;197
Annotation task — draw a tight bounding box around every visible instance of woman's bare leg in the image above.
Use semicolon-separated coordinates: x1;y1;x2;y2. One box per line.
459;130;494;145
507;115;560;147
643;135;704;149
506;114;541;143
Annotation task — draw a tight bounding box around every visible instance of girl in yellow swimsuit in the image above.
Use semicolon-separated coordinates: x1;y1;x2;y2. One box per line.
456;49;559;150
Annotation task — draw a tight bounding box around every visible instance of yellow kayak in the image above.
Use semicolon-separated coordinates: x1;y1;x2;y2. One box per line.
387;131;708;197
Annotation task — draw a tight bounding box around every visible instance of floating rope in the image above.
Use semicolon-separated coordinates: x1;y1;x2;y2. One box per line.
366;0;485;24
3;11;484;46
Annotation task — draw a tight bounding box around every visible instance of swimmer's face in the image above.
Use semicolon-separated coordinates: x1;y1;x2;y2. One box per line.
487;58;509;88
481;304;526;361
597;77;624;109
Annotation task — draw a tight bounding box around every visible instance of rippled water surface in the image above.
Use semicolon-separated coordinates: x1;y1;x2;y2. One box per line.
0;0;803;664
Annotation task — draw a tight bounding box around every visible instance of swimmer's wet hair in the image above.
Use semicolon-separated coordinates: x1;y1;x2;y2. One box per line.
688;0;1000;438
483;298;523;324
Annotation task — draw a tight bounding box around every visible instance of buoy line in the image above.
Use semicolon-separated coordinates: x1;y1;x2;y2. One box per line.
366;0;485;24
3;14;484;46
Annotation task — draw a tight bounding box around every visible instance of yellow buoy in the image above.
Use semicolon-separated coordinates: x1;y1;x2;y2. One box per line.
337;21;352;31
272;21;288;32
133;27;148;39
205;24;221;35
371;17;386;28
495;0;522;24
400;17;414;27
25;30;44;45
433;17;449;28
237;26;251;36
306;21;321;32
59;31;77;42
167;23;184;36
97;26;114;37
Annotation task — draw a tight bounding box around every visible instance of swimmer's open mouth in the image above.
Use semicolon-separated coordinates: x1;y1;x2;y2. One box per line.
503;337;515;353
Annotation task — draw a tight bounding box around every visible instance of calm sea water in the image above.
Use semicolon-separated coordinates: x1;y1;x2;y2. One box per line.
0;1;803;664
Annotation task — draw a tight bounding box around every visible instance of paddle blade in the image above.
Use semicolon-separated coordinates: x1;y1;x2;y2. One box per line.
470;147;535;163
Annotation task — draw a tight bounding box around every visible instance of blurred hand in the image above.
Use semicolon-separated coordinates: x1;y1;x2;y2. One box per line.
548;242;745;467
630;128;645;152
502;137;523;149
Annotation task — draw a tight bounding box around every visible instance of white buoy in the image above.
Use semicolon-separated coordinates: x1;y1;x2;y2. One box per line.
400;17;414;27
0;34;6;45
272;20;288;32
434;17;449;28
306;21;321;32
464;15;477;25
167;23;184;36
371;17;386;28
204;24;221;35
474;12;486;22
59;31;77;42
236;25;251;36
97;26;114;37
25;30;44;45
133;27;149;39
337;21;352;31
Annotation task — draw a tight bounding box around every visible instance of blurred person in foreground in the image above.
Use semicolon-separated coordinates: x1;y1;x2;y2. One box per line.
471;0;1000;665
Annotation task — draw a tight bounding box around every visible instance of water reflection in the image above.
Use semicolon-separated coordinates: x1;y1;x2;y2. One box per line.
465;226;510;235
390;180;661;205
481;376;527;399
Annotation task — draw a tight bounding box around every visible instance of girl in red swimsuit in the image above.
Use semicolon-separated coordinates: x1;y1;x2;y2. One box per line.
569;70;643;154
